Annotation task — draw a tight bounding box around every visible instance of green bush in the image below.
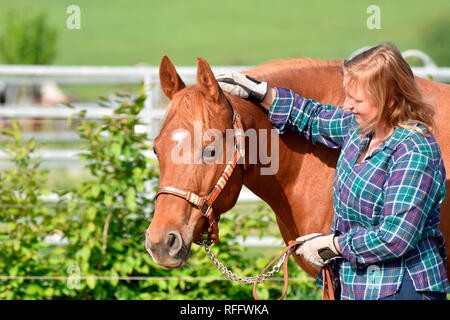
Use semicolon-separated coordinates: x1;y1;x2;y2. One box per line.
0;121;64;299
56;88;158;299
0;86;319;300
0;8;58;64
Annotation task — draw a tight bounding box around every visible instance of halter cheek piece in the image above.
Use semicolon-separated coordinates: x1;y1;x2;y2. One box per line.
155;98;246;246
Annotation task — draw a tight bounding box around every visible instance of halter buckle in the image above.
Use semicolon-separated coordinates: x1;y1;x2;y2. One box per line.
199;198;213;218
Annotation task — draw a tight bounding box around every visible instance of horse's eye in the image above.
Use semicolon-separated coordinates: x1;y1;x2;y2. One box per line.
153;147;157;157
203;146;215;158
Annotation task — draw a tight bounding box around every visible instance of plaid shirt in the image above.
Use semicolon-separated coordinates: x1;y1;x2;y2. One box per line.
268;87;450;300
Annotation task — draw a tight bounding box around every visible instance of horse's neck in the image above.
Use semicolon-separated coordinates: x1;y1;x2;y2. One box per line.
246;58;344;103
232;59;344;239
229;97;304;237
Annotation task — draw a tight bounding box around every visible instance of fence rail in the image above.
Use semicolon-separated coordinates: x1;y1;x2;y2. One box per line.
0;275;313;282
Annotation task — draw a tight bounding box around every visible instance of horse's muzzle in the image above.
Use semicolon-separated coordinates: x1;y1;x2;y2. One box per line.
145;229;189;268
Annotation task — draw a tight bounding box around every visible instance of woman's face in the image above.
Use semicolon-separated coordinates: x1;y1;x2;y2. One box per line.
343;79;378;124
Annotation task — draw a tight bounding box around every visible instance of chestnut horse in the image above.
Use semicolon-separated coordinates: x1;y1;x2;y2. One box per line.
146;55;450;279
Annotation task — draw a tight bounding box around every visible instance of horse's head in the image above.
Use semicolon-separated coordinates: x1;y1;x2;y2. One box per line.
146;56;245;268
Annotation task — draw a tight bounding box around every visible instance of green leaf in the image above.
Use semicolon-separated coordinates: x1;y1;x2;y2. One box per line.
40;189;51;196
77;109;87;119
86;207;97;220
126;187;136;211
64;103;75;109
86;276;96;289
67;115;73;128
11;120;22;141
136;182;144;193
27;138;36;150
77;246;91;261
115;133;124;146
16;147;28;160
90;185;101;198
86;222;96;233
111;143;121;158
8;266;19;277
103;195;113;207
109;271;119;287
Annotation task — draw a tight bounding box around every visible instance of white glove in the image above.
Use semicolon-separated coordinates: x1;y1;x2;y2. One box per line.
295;233;341;268
216;71;269;102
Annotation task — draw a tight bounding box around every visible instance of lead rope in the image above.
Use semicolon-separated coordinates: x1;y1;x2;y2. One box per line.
203;240;335;300
252;240;335;300
252;240;301;300
321;265;335;300
202;240;290;285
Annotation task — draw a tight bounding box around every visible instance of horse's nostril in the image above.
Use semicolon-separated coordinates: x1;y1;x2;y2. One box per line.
167;233;176;248
167;232;182;257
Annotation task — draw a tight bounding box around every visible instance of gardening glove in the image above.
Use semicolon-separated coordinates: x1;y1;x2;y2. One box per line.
216;71;269;103
295;233;341;268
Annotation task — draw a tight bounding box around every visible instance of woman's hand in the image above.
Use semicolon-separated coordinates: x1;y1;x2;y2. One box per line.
216;71;276;110
295;233;341;268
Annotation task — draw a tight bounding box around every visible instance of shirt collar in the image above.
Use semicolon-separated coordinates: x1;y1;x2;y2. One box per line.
355;123;421;155
383;123;424;151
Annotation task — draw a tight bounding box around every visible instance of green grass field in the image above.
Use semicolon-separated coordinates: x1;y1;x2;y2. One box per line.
1;0;449;66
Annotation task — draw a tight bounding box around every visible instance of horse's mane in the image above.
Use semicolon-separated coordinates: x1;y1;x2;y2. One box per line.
163;58;343;130
245;58;342;82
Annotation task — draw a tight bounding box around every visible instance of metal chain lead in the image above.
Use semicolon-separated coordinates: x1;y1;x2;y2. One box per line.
202;241;288;285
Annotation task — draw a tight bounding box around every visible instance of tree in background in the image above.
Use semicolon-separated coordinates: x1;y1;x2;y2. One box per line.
0;8;61;131
0;8;58;65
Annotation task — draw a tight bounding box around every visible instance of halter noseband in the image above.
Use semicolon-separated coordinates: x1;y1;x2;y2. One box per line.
155;97;246;246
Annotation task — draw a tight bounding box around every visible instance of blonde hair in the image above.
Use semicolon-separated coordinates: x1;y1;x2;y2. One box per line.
343;43;436;137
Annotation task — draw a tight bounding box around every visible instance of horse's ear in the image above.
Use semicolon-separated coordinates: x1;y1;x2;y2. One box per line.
159;55;186;100
197;57;221;102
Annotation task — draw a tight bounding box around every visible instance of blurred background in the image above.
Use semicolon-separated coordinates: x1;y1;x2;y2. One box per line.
0;0;449;300
2;0;450;66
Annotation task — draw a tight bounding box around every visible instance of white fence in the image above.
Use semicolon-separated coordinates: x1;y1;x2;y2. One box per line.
0;64;248;139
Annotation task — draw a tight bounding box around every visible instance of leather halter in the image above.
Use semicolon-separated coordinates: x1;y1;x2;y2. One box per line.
155;97;246;246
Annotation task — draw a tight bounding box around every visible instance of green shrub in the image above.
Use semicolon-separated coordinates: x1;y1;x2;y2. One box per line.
0;120;65;299
59;88;159;299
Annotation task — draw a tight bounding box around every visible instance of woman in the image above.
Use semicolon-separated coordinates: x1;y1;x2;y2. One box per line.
216;43;450;300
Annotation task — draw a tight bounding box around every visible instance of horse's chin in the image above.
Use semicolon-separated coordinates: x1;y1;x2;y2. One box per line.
157;258;187;269
148;250;190;269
